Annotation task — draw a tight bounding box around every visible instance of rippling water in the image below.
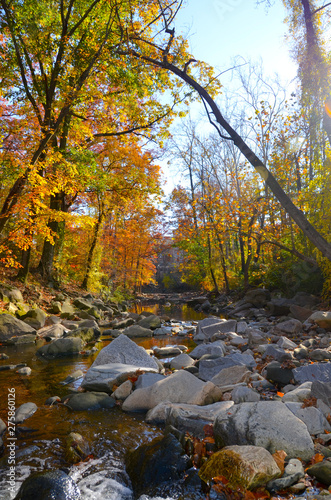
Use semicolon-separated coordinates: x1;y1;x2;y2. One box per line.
0;304;202;500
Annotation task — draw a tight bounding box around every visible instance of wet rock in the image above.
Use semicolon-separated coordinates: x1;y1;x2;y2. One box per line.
189;341;226;359
309;311;331;331
199;445;280;490
64;392;116;410
125;433;190;497
60;370;84;385
213;401;314;461
65;432;91;463
0;314;36;342
17;367;32;376
122;369;223;412
154;326;173;335
285;402;331;435
122;324;153;338
65;325;100;343
81;363;158;392
5;334;36;345
37;337;83;358
294;362;331;384
15;402;38;424
138;314;161;330
307;460;331;486
14;469;81;499
45;396;61;406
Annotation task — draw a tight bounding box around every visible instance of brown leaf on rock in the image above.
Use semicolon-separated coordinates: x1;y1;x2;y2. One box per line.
272;450;287;475
301;396;317;408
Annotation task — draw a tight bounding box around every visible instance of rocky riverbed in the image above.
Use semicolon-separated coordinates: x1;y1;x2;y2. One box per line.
1;285;331;499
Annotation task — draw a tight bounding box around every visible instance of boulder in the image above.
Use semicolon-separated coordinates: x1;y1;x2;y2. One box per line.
81;363;159;392
135;372;166;389
267;298;294;316
37;337;83;358
154;401;234;437
64;392;116;410
277;336;297;349
153;346;182;357
282;382;312;402
262;344;292;362
138;314;161;330
213;401;314;461
125;434;190;498
170;353;195;370
190;341;226;359
211;365;251;388
271;319;303;336
123;324;153;338
199;445;280;490
199;352;256;382
65;326;100;343
90;334;158;370
194;318;237;341
73;298;92;310
22;307;47;330
311;380;331;407
0;314;36;342
13;470;81;500
122;369;223;412
37;323;67;339
309;311;331;331
265;361;294;386
294;362;331;384
65;432;91;463
290;304;313;322
307;461;331;486
231;386;260;403
285;402;331;435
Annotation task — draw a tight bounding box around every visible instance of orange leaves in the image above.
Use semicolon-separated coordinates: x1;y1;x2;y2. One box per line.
272;450;287;475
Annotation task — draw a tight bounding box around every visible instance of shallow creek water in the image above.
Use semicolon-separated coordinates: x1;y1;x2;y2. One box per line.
0;304;205;500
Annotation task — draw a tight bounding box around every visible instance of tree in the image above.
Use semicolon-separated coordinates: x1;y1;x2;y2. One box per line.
120;5;331;261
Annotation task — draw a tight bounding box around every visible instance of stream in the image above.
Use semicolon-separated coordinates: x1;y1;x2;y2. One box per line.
0;303;206;500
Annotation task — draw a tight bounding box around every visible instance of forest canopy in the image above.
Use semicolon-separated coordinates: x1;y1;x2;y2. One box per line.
1;0;331;298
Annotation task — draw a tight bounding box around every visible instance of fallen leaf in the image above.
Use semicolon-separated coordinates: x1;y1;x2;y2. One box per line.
272;450;287;475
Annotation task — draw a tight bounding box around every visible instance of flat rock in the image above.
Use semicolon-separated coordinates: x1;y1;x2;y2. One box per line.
199;445;280;490
90;334;158;370
170;353;195;370
294;363;331;384
262;344;292;362
277;336;297;349
199;352;256;382
194;319;237;341
211;365;251;388
81;363;159;392
153;346;182;357
0;314;36;341
272;318;303;335
122;369;223;412
231;386;260;403
137;314;161;330
214;401;314;461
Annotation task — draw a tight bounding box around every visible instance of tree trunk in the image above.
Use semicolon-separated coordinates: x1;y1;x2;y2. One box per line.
82;212;103;290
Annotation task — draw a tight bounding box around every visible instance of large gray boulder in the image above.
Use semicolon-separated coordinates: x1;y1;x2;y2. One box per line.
37;337;83;358
64;392;116;410
214;401;314;461
90;334;158;369
0;314;36;342
308;311;331;330
285;402;331;435
81;363;159;392
122;369;223;412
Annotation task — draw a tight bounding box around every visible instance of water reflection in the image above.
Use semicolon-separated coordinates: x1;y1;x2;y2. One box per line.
131;302;207;322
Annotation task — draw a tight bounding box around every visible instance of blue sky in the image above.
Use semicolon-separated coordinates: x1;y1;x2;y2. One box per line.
174;0;298;81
